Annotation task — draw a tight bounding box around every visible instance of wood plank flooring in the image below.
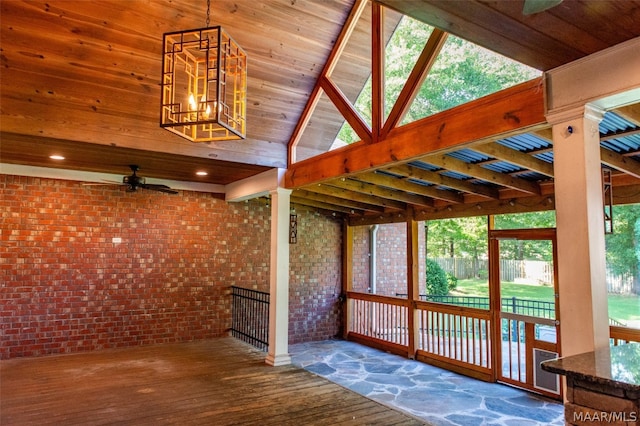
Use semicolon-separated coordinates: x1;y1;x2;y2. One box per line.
1;337;427;425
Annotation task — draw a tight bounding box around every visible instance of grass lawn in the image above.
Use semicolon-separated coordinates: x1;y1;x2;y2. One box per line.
451;278;640;325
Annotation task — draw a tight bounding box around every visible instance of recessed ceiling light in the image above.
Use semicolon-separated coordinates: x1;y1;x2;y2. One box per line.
196;171;208;176
49;155;65;160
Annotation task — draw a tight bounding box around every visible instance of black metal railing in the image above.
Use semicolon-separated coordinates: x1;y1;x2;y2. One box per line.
231;286;269;351
397;294;556;318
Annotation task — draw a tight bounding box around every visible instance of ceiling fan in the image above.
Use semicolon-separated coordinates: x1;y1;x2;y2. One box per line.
522;0;562;15
83;165;178;194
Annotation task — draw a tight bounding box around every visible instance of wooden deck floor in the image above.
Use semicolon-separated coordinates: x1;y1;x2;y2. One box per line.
1;337;426;425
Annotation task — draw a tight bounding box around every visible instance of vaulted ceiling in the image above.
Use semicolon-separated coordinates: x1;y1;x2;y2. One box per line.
2;0;640;219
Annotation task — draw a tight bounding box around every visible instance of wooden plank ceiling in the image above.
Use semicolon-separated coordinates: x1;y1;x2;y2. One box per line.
0;0;357;180
2;0;640;219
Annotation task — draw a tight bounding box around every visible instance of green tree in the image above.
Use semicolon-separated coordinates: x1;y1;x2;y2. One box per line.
337;15;540;144
425;216;487;259
606;204;640;294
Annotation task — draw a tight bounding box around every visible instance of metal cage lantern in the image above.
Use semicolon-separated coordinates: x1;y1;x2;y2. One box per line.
161;26;247;142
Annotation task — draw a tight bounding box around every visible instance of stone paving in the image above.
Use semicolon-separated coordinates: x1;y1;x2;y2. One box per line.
290;339;564;426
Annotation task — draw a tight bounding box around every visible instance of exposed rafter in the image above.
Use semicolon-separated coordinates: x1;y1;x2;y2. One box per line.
600;147;640;179
304;183;407;211
471;142;554;178
421;154;542;195
354;171;464;203
384;164;500;199
327;178;434;208
293;189;385;213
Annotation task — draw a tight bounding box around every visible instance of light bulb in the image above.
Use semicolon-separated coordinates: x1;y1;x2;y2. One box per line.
201;94;210;119
188;93;197;111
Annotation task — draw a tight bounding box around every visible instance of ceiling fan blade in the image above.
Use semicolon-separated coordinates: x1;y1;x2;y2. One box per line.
82;179;124;186
140;183;179;194
522;0;562;15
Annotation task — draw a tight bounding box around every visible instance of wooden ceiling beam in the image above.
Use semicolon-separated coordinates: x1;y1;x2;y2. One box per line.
320;76;372;143
471;141;555;177
612;104;640;126
287;0;368;164
601;128;640;142
291;196;358;215
285;78;545;188
371;1;384;142
355;171;464;203
414;193;556;221
304;183;407;211
600;147;640;179
327;178;434;208
293;189;385;213
381;28;448;137
385;164;500;199
421;154;542;195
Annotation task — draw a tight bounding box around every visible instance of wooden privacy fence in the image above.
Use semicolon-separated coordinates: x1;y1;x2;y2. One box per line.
432;257;553;284
433;257;637;294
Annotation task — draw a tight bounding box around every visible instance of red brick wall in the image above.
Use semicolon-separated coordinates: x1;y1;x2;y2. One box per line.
0;175;342;359
289;208;343;343
352;225;371;293
376;223;408;297
351;223;426;297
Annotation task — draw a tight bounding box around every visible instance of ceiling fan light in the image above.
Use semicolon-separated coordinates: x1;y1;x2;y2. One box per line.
160;26;247;142
522;0;563;15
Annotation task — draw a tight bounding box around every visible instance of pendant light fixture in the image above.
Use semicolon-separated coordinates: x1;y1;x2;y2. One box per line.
160;0;247;142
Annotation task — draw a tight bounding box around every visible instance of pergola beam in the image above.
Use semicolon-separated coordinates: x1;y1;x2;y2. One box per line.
285;78;545;189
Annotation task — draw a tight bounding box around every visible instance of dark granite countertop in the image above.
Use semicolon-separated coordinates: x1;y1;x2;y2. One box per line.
542;343;640;392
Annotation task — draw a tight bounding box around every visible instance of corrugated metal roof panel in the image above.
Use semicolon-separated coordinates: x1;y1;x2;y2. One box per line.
600;111;636;135
518;171;548;181
533;151;554;163
446;149;490;163
601;134;640;153
407;161;439;172
482;162;522;174
497;134;552;152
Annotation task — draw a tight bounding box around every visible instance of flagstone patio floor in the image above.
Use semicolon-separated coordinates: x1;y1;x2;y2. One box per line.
290;339;564;426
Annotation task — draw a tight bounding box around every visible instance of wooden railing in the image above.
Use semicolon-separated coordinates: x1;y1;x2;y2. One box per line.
347;292;494;380
348;292;409;352
415;301;493;381
346;292;638;384
610;325;640;346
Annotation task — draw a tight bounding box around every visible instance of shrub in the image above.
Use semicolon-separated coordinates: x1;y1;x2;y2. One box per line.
446;272;458;291
426;259;449;296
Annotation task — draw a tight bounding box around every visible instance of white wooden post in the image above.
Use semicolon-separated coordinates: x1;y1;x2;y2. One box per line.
265;187;292;366
549;104;610;356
